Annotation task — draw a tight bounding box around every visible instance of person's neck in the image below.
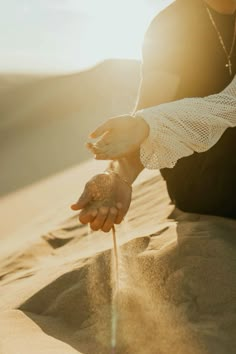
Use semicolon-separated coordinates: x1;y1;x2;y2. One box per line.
204;0;236;14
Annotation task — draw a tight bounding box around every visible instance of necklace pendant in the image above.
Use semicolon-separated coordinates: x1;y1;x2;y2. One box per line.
206;6;236;77
226;60;233;76
225;58;233;76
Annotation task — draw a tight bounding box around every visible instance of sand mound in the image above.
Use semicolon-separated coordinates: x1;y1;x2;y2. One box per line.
0;164;236;354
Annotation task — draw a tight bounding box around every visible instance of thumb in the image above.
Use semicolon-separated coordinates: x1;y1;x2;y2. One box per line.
89;120;113;138
71;189;92;210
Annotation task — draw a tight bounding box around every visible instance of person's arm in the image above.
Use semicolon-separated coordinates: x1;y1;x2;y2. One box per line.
87;13;181;162
87;75;236;168
87;72;180;161
134;71;180;113
71;13;182;231
96;70;180;183
136;75;236;169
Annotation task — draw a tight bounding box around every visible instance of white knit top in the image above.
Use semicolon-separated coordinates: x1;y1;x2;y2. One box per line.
135;76;236;169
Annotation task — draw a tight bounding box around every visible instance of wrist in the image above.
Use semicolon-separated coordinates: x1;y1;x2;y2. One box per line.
106;152;144;185
134;116;150;141
104;169;132;189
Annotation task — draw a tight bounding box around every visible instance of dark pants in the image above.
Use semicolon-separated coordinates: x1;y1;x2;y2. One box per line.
161;128;236;219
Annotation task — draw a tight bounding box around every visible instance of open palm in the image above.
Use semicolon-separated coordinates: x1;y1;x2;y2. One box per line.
71;173;132;232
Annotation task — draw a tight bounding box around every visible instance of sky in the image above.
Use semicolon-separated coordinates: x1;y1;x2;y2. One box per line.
0;0;172;73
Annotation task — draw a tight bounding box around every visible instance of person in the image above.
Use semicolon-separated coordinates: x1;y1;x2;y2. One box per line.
71;0;236;232
86;75;236;169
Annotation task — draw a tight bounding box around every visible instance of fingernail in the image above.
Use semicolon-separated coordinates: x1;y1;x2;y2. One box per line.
100;206;108;215
91;210;98;217
110;207;118;215
116;202;123;209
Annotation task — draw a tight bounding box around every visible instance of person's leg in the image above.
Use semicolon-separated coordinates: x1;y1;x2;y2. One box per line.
161;129;236;219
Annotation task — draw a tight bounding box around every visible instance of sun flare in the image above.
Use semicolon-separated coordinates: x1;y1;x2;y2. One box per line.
0;0;171;72
78;0;165;68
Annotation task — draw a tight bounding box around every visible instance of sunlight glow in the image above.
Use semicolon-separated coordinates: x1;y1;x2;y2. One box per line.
0;0;172;72
78;0;158;67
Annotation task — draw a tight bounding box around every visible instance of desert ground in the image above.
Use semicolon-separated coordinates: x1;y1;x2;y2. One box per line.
1;158;236;354
1;60;236;354
0;59;140;197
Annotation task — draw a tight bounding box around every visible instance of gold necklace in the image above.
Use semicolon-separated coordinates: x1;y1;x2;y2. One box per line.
206;6;236;76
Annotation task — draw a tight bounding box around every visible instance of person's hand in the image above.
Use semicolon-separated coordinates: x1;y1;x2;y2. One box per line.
71;172;132;232
86;115;149;160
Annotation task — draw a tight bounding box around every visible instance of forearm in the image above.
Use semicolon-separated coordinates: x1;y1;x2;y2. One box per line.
101;68;181;177
135;75;236;169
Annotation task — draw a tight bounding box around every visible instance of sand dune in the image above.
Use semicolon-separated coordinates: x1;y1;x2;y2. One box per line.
0;73;46;95
0;59;140;196
0;159;236;354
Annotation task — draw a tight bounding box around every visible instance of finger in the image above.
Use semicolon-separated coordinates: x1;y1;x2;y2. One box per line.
94;143;123;160
115;202;126;224
95;150;122;160
86;143;105;155
86;144;109;159
79;208;98;224
94;131;112;147
95;154;111;161
90;206;109;231
95;143;125;160
86;134;112;153
102;207;118;233
89;120;113;138
71;188;92;210
86;142;98;154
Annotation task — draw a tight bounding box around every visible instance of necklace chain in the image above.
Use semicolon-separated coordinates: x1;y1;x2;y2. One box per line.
206;6;236;76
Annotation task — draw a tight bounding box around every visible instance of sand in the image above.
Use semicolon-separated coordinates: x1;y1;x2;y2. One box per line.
0;59;140;197
0;159;236;354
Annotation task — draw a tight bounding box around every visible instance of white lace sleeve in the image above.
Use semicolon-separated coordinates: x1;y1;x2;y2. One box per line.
135;76;236;169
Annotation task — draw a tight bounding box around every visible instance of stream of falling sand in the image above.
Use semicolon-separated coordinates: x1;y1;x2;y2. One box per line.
111;225;119;354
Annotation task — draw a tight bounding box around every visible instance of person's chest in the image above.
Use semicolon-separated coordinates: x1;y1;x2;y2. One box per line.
177;7;236;98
